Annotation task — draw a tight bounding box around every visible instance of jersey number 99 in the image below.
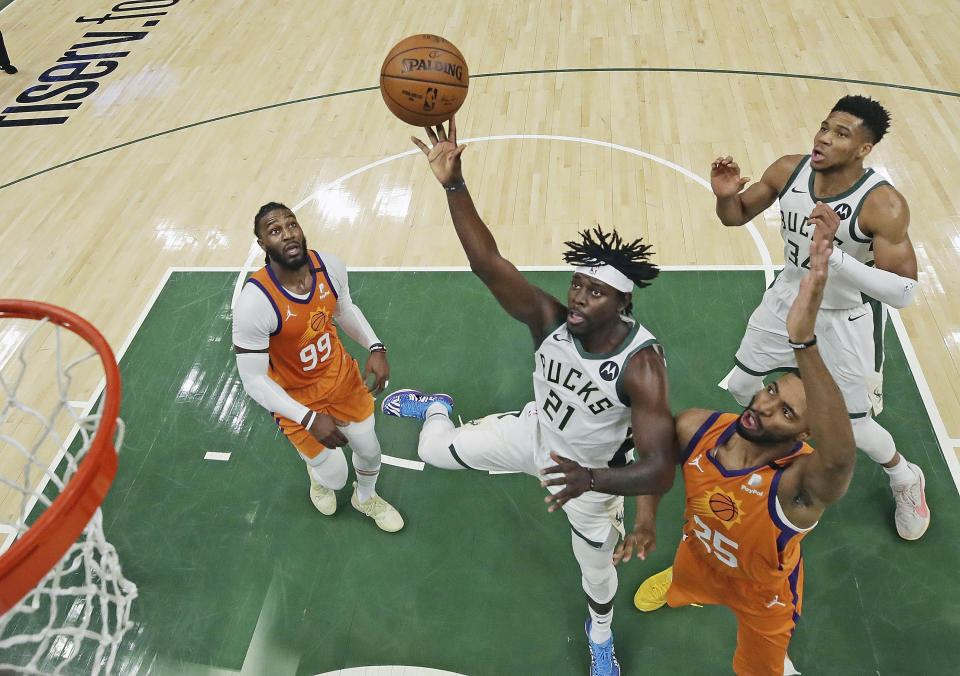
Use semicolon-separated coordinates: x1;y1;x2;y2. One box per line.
300;333;332;371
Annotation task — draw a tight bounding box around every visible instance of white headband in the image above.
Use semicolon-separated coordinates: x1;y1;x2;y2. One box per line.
574;264;633;292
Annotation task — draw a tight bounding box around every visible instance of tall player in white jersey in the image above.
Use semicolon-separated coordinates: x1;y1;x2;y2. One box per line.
712;95;929;540
382;118;676;676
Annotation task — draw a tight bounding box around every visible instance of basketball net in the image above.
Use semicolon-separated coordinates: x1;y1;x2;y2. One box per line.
0;301;137;675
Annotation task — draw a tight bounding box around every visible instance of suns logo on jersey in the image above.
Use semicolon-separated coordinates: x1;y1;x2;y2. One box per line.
309;310;328;332
297;310;329;350
691;487;745;530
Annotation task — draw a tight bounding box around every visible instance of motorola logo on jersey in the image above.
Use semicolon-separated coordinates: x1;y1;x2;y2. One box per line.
599;361;619;381
835;203;852;219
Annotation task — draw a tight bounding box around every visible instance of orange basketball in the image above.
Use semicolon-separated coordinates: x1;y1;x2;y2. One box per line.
380;34;469;127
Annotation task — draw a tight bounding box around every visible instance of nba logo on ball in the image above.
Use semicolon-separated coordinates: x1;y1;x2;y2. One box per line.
380;34;469;127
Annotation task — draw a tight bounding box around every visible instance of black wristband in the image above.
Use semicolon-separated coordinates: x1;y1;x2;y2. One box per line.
788;336;817;349
369;342;386;353
443;180;466;192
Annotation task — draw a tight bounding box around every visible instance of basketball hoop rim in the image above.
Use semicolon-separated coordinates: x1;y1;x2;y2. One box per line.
0;299;121;616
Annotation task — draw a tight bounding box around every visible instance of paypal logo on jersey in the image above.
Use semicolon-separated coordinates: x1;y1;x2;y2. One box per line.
741;473;765;496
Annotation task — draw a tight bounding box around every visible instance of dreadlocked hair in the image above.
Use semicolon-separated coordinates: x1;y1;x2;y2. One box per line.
562;226;659;288
562;226;658;316
253;201;291;265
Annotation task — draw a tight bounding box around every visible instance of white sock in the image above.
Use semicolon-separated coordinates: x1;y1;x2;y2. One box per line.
883;457;917;487
342;416;382;503
354;466;379;503
424;401;451;421
588;606;613;643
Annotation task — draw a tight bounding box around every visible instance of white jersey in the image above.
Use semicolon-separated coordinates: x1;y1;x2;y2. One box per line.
532;319;660;469
772;155;890;310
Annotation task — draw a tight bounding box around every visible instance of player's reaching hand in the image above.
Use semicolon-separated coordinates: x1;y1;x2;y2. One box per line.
808;201;841;247
307;412;349;448
710;156;750;197
411;115;467;187
364;350;390;395
614;523;657;565
540;452;592;512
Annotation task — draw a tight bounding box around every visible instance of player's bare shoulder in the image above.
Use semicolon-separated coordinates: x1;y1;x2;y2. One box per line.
619;341;669;407
763;154;807;191
859;182;910;239
674;408;716;447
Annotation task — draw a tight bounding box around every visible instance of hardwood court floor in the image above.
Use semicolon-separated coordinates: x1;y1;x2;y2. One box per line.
1;0;959;673
1;1;958;453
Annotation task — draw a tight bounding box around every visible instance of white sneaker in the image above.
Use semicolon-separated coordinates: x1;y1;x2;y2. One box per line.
351;481;404;532
309;481;337;516
892;464;930;540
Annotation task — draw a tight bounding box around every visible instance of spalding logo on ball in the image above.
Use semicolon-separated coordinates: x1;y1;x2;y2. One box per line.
380;34;469;127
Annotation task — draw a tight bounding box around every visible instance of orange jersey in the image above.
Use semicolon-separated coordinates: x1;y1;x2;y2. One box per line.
676;412;814;587
246;250;353;401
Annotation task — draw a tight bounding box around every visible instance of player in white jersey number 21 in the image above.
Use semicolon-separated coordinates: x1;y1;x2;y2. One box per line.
381;116;676;676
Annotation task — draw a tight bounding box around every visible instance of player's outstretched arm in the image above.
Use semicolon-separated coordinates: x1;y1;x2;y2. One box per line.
781;235;856;522
411;116;565;339
712;155;799;226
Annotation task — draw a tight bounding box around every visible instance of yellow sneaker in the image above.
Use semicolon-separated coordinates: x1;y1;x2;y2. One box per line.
633;566;672;612
351;482;404;532
309;480;337;516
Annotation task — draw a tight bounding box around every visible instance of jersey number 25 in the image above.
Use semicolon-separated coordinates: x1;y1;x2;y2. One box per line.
692;514;740;568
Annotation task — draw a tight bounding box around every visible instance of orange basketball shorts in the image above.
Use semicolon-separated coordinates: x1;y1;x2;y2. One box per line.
272;357;374;459
667;540;804;676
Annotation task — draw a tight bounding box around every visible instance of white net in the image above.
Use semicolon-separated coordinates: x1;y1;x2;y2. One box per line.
0;311;137;675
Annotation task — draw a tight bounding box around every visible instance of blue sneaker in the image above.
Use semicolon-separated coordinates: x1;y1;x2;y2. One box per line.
585;619;620;676
381;389;453;421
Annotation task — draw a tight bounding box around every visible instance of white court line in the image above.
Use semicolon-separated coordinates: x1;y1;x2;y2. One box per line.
888;310;960;494
382;456;425;471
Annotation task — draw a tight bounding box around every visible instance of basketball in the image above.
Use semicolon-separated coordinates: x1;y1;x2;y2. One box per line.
380;34;469;127
709;493;738;522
